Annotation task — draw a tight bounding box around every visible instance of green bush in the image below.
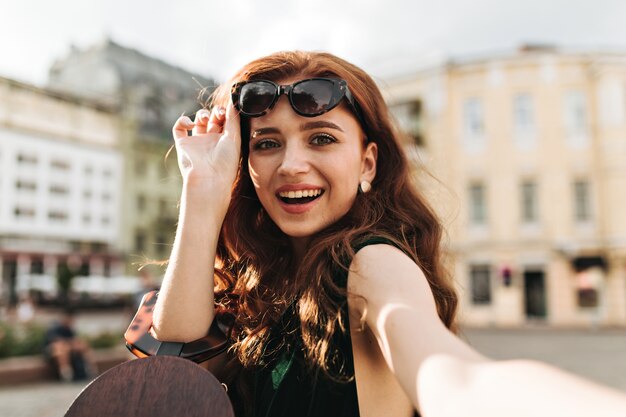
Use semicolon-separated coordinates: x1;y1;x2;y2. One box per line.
0;321;17;358
87;332;123;350
13;323;46;356
0;321;46;358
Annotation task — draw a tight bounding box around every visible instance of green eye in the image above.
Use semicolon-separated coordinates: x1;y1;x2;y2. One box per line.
310;133;336;146
253;139;280;150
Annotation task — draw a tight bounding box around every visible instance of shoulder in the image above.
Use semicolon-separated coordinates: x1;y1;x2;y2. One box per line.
347;244;438;317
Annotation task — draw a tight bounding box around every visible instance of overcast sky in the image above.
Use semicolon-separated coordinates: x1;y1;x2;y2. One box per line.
2;0;626;86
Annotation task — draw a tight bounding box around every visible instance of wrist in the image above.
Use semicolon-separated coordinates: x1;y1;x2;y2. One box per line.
182;180;230;208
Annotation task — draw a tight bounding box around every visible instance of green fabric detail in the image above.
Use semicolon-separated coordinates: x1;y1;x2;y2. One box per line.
271;350;295;390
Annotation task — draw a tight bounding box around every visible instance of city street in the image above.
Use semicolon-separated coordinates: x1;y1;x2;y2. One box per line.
0;325;624;417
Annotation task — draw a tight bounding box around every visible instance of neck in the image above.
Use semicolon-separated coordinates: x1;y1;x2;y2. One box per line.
290;236;311;264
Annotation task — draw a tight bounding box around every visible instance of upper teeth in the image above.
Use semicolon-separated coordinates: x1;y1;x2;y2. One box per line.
278;189;323;198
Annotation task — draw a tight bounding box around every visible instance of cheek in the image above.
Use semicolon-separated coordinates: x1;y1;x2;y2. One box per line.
248;157;268;189
327;155;362;186
326;163;361;210
248;157;279;207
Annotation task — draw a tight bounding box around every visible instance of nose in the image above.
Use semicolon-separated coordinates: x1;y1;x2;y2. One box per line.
277;142;310;177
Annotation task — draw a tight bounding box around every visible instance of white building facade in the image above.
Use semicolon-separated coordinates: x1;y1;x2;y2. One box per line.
0;77;122;304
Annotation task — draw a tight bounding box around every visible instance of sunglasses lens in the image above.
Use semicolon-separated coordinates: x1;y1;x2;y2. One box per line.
239;81;277;115
291;79;338;115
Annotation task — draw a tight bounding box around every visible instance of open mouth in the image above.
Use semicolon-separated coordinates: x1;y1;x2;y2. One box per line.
277;189;325;205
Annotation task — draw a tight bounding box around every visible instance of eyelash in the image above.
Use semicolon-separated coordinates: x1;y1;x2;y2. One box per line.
253;139;280;150
310;133;337;146
251;133;337;150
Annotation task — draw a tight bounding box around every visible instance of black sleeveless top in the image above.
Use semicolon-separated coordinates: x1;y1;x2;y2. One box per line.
245;237;419;417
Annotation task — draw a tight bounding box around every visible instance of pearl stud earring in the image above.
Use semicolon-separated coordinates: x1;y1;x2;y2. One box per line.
358;180;372;194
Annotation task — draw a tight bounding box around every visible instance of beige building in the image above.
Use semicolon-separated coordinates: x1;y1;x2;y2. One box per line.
383;46;626;327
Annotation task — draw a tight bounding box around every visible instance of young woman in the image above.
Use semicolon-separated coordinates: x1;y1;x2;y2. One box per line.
147;51;626;417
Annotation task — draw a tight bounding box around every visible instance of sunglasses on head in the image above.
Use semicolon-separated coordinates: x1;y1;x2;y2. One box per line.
231;77;365;126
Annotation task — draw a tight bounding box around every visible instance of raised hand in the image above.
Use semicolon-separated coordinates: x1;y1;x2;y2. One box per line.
172;104;241;209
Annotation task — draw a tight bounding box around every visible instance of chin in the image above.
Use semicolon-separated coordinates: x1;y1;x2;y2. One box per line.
278;223;323;239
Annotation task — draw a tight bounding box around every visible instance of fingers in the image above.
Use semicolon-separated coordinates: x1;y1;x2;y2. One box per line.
172;115;194;140
207;106;226;133
172;105;229;141
221;101;241;146
192;109;211;135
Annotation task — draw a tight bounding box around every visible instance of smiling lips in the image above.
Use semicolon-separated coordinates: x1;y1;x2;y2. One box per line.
278;189;323;199
275;186;325;213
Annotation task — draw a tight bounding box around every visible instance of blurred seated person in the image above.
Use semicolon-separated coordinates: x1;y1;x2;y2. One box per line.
44;309;96;382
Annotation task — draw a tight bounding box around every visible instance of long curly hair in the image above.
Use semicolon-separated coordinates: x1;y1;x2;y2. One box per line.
208;51;457;382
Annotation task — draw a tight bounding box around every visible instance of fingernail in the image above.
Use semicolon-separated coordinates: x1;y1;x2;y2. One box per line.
183;116;194;126
217;107;226;116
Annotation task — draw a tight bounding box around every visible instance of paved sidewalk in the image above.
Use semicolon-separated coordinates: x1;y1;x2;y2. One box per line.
0;382;86;417
462;327;626;391
1;326;624;417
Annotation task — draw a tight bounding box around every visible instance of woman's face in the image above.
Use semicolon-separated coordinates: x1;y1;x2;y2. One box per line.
247;79;377;244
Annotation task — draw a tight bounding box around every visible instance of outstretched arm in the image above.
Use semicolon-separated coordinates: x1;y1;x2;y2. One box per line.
347;244;626;417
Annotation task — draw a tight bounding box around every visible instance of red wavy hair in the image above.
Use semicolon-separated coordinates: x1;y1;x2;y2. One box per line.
207;51;457;384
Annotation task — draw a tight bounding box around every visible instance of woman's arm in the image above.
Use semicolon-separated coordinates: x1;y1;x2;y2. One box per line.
347;244;626;417
151;105;241;342
419;354;626;417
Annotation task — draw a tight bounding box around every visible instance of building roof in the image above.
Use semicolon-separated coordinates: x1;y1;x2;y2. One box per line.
382;44;626;83
48;37;214;101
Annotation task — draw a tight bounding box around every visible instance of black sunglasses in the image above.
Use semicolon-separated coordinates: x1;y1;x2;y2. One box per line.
231;77;365;126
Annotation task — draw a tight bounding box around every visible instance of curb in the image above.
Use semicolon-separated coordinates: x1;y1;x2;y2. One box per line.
0;348;133;386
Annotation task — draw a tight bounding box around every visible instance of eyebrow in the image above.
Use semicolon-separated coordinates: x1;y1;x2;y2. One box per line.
300;121;344;132
251;121;344;138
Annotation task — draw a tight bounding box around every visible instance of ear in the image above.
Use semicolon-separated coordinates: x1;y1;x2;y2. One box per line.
360;141;378;183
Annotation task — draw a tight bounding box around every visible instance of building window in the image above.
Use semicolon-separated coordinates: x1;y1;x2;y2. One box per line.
14;207;35;218
463;97;485;139
48;211;68;221
470;264;492;305
135;231;146;252
102;192;112;202
573;258;605;308
142;95;164;132
137;194;146;211
469;182;487;225
573;180;592;222
51;159;71;171
15;180;37;191
49;185;69;195
156;234;169;257
83;190;92;199
390;99;424;146
563;90;588;144
17;153;38;165
82;214;91;224
521;180;538;223
513;93;535;137
30;259;44;274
